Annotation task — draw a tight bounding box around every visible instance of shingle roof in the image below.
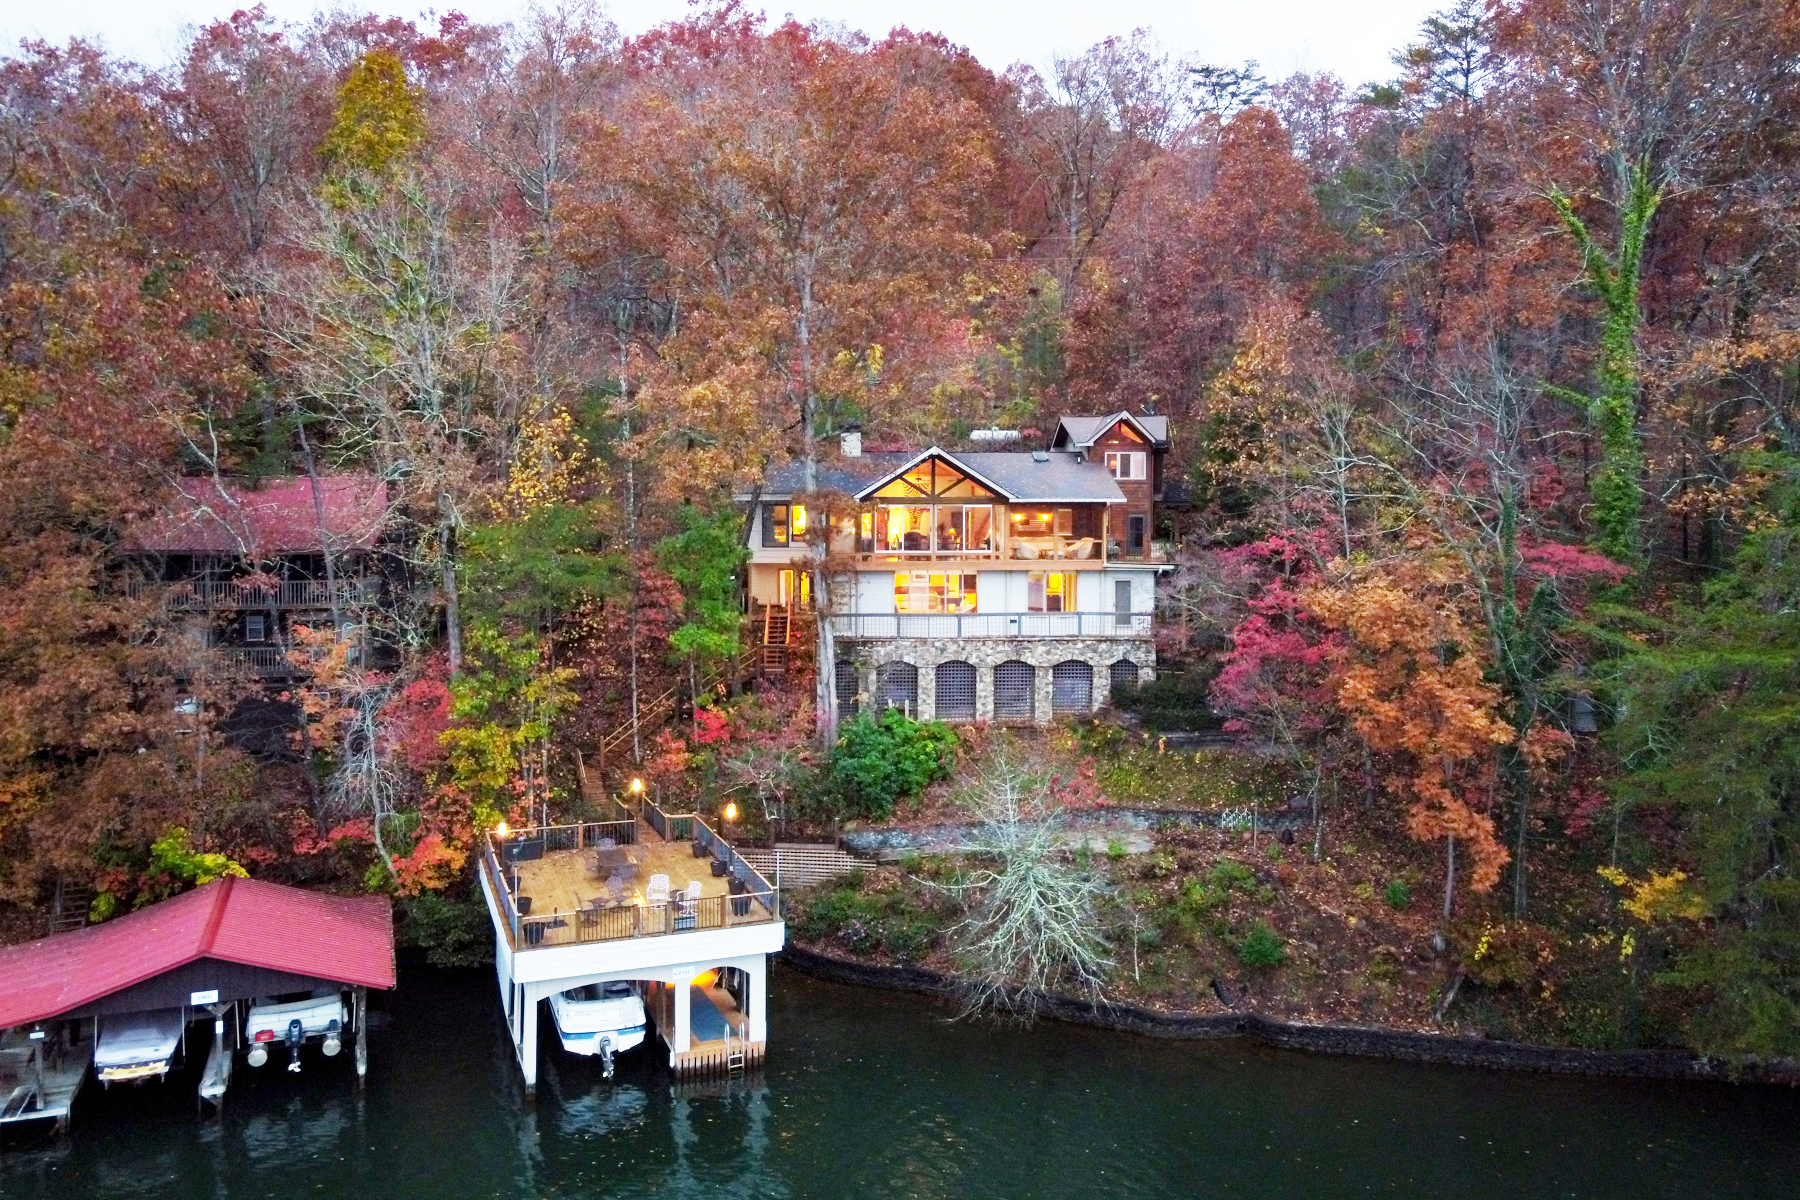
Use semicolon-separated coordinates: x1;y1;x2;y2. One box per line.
1053;412;1169;449
125;476;390;556
0;876;395;1027
952;451;1127;502
752;454;910;498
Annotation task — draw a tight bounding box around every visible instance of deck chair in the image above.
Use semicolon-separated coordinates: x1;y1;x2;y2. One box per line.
674;881;701;931
645;873;670;905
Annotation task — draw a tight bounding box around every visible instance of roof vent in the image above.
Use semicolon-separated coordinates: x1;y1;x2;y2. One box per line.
1032;449;1050;463
970;428;1021;443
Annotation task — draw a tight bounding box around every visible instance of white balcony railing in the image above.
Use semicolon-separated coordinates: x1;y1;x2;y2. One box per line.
827;611;1152;639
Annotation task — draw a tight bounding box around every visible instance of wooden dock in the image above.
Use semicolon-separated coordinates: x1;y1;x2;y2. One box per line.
645;981;765;1078
0;1026;91;1134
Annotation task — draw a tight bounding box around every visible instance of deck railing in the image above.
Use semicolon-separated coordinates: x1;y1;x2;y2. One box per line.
127;578;376;611
828;611;1152;640
486;818;777;952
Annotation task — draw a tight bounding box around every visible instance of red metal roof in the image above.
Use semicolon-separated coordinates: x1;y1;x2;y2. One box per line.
0;877;394;1028
125;475;390;556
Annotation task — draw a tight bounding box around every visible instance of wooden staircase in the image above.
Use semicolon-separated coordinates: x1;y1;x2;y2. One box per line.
761;605;792;674
48;878;93;935
584;648;765;779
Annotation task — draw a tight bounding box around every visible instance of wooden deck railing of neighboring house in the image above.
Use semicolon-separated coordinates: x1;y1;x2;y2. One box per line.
127;579;377;611
827;611;1153;639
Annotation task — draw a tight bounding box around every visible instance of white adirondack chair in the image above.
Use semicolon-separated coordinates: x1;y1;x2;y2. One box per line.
646;874;670;905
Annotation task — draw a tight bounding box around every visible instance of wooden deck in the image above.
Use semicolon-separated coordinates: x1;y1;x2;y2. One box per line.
515;823;734;918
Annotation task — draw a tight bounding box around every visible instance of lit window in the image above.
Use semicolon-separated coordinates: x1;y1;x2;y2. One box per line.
790;505;808;536
1027;572;1077;613
1105;451;1146;481
762;504;790;547
895;572;978;613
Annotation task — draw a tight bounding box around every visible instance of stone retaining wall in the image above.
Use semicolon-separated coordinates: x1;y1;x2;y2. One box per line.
778;944;1800;1086
842;637;1156;724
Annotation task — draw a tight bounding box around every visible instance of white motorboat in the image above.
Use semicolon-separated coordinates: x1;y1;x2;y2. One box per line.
244;989;347;1073
95;1009;185;1086
550;982;645;1077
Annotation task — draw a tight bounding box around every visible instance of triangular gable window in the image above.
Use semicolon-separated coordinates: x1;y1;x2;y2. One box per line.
868;456;998;500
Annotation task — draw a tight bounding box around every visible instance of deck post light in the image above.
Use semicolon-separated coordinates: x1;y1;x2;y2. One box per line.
495;821;508;839
630;777;644;796
722;801;739;823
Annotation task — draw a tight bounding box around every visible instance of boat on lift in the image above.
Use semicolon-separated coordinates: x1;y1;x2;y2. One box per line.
550;982;645;1077
95;1009;185;1087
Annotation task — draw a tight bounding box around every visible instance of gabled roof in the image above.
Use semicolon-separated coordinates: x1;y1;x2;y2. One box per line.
0;876;395;1028
851;447;1016;502
1053;412;1170;450
125;476;390;556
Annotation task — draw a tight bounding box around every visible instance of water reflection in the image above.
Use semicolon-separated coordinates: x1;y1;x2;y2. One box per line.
2;966;1798;1200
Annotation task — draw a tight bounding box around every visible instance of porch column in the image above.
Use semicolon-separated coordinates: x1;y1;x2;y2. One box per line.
1033;657;1055;725
916;657;937;722
673;976;692;1055
975;661;995;721
519;982;541;1093
747;956;768;1044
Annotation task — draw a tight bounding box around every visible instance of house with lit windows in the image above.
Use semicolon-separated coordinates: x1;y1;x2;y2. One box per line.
742;413;1171;725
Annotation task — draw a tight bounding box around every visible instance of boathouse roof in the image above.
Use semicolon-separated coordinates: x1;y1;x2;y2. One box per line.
0;876;394;1028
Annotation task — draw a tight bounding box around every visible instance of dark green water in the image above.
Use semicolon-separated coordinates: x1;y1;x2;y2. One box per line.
3;966;1796;1199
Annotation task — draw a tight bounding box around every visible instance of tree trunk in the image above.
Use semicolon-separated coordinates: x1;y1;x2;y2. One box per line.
441;520;463;673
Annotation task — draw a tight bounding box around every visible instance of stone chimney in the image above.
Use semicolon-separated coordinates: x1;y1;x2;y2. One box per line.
840;423;862;458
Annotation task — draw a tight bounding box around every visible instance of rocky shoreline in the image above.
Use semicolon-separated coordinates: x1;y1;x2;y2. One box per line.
778;943;1800;1086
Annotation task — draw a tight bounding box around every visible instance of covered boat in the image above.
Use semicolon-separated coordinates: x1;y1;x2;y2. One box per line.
95;1009;184;1086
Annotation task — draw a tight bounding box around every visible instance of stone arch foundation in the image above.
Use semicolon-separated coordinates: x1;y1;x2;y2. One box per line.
840;638;1155;724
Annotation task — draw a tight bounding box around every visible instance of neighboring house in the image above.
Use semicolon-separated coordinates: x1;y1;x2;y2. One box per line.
123;476;392;680
742;413;1172;725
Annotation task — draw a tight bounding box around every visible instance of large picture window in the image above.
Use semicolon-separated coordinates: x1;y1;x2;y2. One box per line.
895;572;978;614
1027;571;1077;612
874;504;994;554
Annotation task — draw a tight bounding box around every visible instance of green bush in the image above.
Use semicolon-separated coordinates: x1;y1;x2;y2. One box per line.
823;709;959;819
1234;920;1287;969
1384;880;1412;910
1111;667;1222;732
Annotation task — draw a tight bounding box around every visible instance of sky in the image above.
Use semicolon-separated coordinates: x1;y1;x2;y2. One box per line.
2;0;1438;88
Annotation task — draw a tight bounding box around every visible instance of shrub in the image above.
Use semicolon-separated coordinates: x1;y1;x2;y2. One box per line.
1384;880;1412;910
823;709;959;819
1112;666;1223;732
1234;920;1287;969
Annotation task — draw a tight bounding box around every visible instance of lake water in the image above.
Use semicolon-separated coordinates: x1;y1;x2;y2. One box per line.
2;965;1796;1199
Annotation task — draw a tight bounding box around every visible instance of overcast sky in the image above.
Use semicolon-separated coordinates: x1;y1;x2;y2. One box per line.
3;1;1438;87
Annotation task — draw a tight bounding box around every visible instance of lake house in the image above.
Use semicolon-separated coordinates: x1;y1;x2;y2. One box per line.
123;476;393;681
744;412;1171;724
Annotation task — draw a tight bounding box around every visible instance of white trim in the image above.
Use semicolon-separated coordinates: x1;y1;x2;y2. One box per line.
852;447;1016;502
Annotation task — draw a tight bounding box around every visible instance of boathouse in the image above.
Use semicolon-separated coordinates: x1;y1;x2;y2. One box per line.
477;801;785;1089
0;876;394;1130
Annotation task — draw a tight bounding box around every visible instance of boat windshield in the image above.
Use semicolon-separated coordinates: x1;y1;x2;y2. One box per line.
564;982;635;1003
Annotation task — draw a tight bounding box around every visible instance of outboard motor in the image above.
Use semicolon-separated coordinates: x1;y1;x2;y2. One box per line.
321;1017;343;1058
286;1018;304;1073
599;1035;615;1080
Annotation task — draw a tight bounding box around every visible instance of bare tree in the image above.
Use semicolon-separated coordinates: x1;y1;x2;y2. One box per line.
935;745;1114;1017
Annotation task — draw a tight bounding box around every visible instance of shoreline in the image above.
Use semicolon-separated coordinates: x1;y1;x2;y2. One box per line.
778;943;1800;1087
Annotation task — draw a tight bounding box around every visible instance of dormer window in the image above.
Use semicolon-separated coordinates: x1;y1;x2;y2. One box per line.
1105;451;1146;481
